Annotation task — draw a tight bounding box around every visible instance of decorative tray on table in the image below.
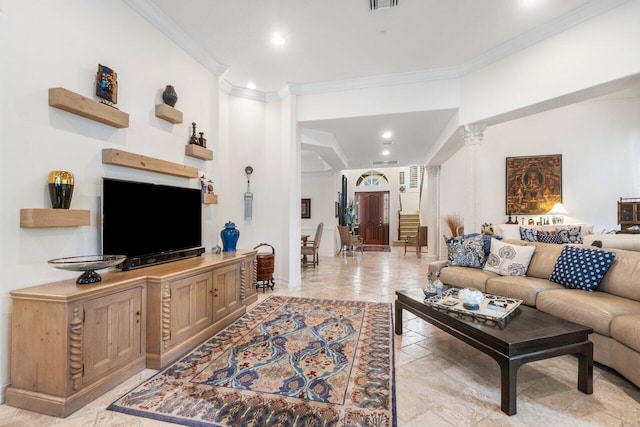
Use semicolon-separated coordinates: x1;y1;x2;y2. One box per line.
424;288;522;328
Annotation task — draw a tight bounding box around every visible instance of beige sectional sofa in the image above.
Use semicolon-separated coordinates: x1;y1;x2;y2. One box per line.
431;240;640;388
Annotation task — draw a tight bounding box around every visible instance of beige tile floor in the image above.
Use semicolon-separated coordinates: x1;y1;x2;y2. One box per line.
1;247;639;426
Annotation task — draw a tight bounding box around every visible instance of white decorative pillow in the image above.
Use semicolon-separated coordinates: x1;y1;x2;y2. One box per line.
496;224;523;240
483;239;536;277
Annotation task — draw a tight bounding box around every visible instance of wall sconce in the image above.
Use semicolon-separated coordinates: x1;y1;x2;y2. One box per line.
547;202;568;224
244;166;253;220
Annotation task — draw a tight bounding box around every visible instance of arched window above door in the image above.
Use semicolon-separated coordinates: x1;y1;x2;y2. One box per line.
356;170;389;187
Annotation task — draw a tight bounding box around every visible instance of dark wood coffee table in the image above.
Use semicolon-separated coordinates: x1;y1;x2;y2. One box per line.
395;289;593;415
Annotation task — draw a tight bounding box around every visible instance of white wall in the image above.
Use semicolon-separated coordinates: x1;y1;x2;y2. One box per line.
217;94;300;283
460;0;640;124
301;172;339;255
297;79;460;122
219;96;267;247
440;98;640;242
439;149;467;238
0;0;219;398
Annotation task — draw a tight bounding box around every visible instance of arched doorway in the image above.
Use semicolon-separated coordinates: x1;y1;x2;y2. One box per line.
355;170;390;245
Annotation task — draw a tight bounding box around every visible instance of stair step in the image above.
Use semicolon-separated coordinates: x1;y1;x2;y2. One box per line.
399;213;420;241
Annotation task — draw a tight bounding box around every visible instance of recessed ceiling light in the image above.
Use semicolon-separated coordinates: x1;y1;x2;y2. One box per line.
246;82;257;90
521;0;540;7
271;33;286;45
382;150;390;156
382;131;392;139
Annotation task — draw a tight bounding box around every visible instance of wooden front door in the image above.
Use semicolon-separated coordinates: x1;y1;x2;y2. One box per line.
358;191;389;245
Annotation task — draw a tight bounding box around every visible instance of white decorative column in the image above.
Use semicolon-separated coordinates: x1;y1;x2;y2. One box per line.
424;166;440;259
463;123;487;235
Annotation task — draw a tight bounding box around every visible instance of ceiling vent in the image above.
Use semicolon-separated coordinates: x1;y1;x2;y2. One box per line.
370;0;398;11
373;160;398;165
381;140;394;146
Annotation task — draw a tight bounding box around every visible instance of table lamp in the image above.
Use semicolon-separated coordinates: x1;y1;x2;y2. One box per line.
548;202;568;224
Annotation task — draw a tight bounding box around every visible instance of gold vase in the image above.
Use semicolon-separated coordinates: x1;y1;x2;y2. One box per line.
48;171;74;209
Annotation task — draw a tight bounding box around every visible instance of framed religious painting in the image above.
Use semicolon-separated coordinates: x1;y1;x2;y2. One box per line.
505;154;562;215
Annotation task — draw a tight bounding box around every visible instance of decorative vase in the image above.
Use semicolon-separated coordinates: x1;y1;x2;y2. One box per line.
48;171;74;209
221;221;240;252
162;85;178;107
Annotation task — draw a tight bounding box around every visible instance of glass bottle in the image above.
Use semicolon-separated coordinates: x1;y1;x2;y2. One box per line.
424;272;436;298
434;272;443;297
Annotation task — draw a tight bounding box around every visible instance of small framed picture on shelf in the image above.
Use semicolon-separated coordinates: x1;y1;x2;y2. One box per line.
301;198;311;219
96;64;118;105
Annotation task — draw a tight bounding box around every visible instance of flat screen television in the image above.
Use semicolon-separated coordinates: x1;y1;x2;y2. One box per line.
102;178;204;270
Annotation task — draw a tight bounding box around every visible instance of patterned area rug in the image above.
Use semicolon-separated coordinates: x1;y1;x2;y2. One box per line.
109;296;396;426
362;245;391;252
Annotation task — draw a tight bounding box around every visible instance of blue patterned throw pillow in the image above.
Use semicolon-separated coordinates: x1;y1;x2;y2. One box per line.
557;226;583;244
519;227;538;242
463;233;503;255
536;233;563;244
549;246;615;291
445;234;486;268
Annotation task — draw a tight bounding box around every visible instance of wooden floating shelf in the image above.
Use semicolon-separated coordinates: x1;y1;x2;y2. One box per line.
202;194;218;205
102;148;198;178
20;209;91;228
48;87;129;128
155;104;183;124
185;144;213;161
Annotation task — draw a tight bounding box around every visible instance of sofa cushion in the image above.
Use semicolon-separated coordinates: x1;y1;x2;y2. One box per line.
583;234;640;252
610;314;640;353
440;266;497;293
557;226;583;244
483;239;536;277
445;234;486;268
486;276;564;307
549;246;615;291
597;247;640;301
521;241;565;279
537;289;640;336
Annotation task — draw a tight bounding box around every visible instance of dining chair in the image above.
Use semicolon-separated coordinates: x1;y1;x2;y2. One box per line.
404;225;428;257
337;225;363;255
301;222;323;267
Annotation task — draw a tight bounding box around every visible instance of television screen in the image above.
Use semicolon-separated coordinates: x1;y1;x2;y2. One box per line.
102;178;202;268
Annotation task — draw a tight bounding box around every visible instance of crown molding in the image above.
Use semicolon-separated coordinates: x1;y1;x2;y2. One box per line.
127;0;630;101
289;66;461;96
123;0;228;76
459;0;631;75
218;80;282;102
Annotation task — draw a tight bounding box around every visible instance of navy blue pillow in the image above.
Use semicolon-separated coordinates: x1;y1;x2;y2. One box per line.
519;227;537;242
557;226;583;244
536;234;563;244
549;246;615;291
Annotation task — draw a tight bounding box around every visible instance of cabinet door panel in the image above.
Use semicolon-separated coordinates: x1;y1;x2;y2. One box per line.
169;272;213;347
83;287;143;384
213;263;240;319
225;267;240;313
193;275;213;329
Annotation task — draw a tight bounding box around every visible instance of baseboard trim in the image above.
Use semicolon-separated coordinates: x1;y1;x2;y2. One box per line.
0;382;8;404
